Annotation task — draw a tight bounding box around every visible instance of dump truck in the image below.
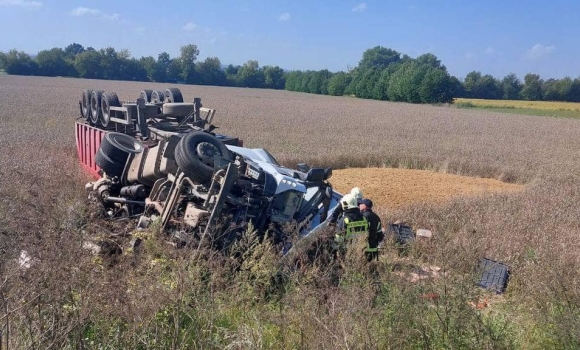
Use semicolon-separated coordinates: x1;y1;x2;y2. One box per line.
76;87;341;251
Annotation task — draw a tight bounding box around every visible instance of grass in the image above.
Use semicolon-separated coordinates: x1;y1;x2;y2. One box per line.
1;75;580;348
455;98;580;118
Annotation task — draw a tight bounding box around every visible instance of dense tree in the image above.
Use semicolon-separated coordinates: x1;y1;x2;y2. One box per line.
463;71;501;99
372;63;401;100
387;62;430;103
416;53;444;70
542;78;560;101
118;58;148;81
74;50;102;79
64;43;85;58
327;72;351;96
419;67;455;103
237;60;264;88
521;73;543;101
225;64;240;86
501;73;522;100
179;44;200;84
0;52;6;70
262;65;285;89
359;46;401;71
353;68;381;99
308;69;332;94
139;56;157;81
463;71;482;98
153;52;171;82
3;50;37;75
99;47;119;80
569;78;580;102
36;48;75;77
196;57;226;86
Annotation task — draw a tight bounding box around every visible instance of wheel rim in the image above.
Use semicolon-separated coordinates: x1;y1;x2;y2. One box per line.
90;95;99;123
101;101;110;127
82;93;90;121
196;142;220;167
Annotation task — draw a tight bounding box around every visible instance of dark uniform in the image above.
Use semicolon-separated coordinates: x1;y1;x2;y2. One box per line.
362;208;382;261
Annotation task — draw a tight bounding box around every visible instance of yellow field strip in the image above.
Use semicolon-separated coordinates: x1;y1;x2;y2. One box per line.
455;98;580;111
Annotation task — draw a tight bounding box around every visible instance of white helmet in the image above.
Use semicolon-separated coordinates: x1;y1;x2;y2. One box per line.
350;187;363;200
340;193;358;210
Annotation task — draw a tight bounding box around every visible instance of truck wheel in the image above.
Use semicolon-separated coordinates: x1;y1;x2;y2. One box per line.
139;89;153;103
163;103;195;118
164;88;184;103
90;90;104;125
151;90;165;103
99;132;144;165
100;92;121;128
95;148;125;177
81;89;93;122
175;131;233;183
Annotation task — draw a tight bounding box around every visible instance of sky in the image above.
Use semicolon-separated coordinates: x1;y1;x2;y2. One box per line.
0;0;578;80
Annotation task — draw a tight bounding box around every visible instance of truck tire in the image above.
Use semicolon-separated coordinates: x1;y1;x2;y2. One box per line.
95;148;125;177
163;103;195;118
100;92;121;128
140;89;153;102
164;88;184;103
90;90;104;125
81;89;93;122
99;132;144;165
151;90;165;103
175;131;233;183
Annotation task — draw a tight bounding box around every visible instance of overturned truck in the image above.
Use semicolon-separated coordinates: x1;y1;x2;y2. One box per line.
76;88;340;251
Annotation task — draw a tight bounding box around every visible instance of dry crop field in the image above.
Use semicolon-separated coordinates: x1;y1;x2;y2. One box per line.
1;75;580;348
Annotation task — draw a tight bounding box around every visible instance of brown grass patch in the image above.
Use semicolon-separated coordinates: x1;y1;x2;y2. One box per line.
331;167;525;209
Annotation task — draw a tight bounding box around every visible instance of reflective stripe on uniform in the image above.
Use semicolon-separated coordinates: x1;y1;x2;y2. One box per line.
342;217;369;240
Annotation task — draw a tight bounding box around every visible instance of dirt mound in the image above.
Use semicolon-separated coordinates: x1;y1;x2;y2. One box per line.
331;168;524;209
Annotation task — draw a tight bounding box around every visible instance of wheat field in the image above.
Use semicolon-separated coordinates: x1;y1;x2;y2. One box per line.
1;75;580;348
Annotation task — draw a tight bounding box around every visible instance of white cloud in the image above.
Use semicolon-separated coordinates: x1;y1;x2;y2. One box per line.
484;47;495;55
278;12;290;21
0;0;42;9
352;2;367;12
525;43;555;60
182;22;197;31
70;7;98;16
70;7;121;22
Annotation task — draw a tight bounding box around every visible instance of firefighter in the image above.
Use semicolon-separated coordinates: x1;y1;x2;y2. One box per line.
359;198;383;261
334;194;369;253
328;187;363;226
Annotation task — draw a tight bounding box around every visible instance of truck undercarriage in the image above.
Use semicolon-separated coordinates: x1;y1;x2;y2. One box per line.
77;88;340;253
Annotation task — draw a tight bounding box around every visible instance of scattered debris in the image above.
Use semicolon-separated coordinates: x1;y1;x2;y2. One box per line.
477;258;510;294
18;250;34;269
416;229;432;238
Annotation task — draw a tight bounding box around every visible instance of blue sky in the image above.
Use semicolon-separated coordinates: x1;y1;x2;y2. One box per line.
0;0;578;80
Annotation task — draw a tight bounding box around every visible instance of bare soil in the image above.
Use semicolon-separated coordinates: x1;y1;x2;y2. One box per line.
331;168;525;209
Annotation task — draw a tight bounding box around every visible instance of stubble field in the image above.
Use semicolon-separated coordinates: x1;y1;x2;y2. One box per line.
1;75;580;349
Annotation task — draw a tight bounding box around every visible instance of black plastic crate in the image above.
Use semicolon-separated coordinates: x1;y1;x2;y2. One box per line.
477;258;510;294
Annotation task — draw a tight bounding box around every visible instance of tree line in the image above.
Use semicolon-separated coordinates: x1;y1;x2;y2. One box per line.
0;43;286;89
286;47;458;103
1;43;578;103
457;71;580;102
